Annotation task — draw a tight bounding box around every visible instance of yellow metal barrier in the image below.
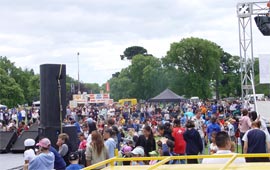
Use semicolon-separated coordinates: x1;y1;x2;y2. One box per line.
83;153;270;170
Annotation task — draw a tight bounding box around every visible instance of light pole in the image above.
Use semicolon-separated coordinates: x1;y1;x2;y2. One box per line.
77;52;80;94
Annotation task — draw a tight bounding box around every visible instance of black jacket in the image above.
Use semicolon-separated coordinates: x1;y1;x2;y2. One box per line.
135;135;156;157
183;128;203;155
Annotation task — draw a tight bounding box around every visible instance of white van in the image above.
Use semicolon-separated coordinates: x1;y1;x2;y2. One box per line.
32;101;40;108
190;97;200;103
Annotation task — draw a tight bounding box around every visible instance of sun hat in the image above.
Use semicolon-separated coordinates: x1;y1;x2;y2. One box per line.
24;138;35;147
131;147;144;156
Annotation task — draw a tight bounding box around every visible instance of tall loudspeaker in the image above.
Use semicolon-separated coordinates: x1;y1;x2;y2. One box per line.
254;16;270;36
40;64;66;128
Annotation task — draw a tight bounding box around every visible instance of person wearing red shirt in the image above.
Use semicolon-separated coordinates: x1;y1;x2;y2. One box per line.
172;119;186;164
78;132;87;150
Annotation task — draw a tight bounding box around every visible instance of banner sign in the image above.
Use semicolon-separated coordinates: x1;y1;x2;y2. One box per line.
259;54;270;84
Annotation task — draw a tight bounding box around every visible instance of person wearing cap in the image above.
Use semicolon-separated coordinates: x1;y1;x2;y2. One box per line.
130;146;145;165
23;138;36;170
66;152;84;170
28;138;55;170
24;138;36;163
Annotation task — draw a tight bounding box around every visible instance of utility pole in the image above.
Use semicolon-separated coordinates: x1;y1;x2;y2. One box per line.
77;52;80;94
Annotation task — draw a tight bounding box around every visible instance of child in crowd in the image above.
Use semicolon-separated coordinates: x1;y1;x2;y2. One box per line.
66;152;84;170
209;132;218;154
78;132;87;151
23;138;36;170
149;151;159;165
56;133;70;165
130;146;145;166
157;137;176;164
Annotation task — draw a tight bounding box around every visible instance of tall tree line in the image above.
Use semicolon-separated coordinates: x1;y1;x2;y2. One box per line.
109;37;267;101
0;56;101;108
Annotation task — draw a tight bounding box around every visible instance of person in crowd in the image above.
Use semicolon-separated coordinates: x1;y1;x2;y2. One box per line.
49;146;66;170
87;118;97;143
56;133;70;165
103;128;117;158
20;108;26;122
77;132;87;166
157;123;174;141
66;152;84;170
85;131;109;169
130;146;145;165
206;116;221;143
202;131;246;164
32;110;39;124
192;109;205;154
28;138;55;170
209;132;218;154
183;120;203;164
135;125;156;157
11;111;17;122
227;118;236;142
172;119;186;163
70;119;82;133
243;121;270;162
78;132;87;151
157;137;176;164
23;138;36;170
107;118;121;150
17;121;28;136
239;109;252;153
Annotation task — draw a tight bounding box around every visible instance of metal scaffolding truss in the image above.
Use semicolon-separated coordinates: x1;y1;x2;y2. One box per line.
236;1;269;100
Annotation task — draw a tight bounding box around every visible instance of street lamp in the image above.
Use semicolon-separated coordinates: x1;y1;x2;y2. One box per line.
77;52;80;94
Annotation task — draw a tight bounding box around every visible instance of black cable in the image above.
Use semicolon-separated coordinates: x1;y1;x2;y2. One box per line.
57;64;63;133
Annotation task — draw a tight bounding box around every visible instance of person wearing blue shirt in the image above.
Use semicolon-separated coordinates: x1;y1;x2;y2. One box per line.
211;102;217;115
104;128;116;158
207;116;221;143
49;146;66;170
66;152;84;170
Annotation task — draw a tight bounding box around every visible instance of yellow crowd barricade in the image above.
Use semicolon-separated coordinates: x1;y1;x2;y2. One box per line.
83;153;270;170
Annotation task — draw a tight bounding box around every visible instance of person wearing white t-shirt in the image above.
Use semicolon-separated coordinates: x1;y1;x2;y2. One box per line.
202;131;245;164
23;138;36;170
21;109;26;121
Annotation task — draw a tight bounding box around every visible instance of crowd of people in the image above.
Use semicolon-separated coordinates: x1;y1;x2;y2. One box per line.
1;99;270;169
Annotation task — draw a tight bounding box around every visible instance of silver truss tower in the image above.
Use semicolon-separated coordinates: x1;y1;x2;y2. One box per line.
236;1;269;101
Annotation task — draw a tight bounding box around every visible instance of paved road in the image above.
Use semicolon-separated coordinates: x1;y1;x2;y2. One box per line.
0;153;24;170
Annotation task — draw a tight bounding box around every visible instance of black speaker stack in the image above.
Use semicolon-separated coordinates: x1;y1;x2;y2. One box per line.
39;64;78;150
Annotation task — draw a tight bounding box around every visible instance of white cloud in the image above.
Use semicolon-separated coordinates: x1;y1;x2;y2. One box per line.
0;0;269;85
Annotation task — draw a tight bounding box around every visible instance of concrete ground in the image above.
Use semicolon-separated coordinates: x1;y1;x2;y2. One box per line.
0;153;24;170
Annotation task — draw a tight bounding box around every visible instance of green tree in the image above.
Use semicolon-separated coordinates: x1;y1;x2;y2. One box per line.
84;83;100;93
109;68;133;100
219;53;241;98
0;68;24;107
0;56;38;104
163;37;223;99
130;54;166;99
120;46;148;60
109;54;167;100
27;74;40;102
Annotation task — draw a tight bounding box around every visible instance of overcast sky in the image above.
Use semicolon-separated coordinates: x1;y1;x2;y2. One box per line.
0;0;269;85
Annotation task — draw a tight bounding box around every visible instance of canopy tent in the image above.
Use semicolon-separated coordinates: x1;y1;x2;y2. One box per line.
149;89;185;102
